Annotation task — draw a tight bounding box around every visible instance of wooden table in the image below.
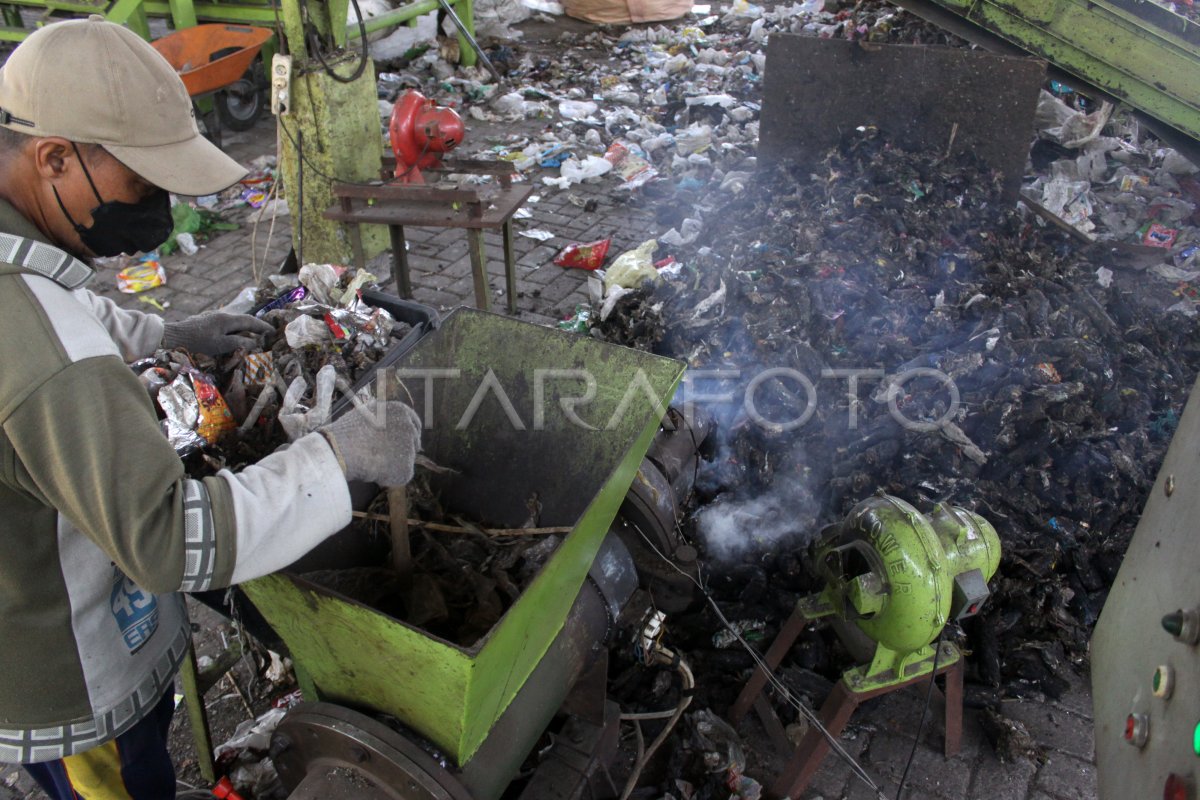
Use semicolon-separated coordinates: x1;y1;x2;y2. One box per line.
323;159;532;313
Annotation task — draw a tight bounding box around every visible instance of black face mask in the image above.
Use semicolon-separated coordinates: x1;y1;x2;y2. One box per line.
53;143;173;258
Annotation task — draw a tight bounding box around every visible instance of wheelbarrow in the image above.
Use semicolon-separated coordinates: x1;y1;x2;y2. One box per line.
151;24;274;147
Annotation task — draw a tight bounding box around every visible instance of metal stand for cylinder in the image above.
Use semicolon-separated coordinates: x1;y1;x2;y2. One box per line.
727;602;964;800
324;157;530;313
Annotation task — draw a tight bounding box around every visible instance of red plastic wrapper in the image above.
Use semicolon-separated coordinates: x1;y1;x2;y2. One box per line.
323;311;349;341
554;239;612;270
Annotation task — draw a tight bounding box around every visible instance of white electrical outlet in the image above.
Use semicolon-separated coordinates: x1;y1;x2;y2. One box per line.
270;53;292;116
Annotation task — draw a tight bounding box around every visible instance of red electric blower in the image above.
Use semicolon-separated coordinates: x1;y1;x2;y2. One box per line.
388;90;465;184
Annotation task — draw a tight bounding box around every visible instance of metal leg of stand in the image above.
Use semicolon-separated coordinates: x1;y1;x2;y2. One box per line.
390;225;412;298
467;227;490;311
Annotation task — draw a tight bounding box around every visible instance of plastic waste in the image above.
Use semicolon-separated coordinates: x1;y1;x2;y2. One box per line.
493;92;528;118
1143;223;1179;248
1175;244;1199;269
284;315;333;349
1039;176;1095;234
555;239;612;270
660;218;703;247
675;123;713;155
605;239;659;291
685;93;738;108
221;287;260;315
1163;149;1199;176
557;304;593;333
559;99;599;120
720;171;752;193
176;232;199;256
298;262;342;305
215;708;288;759
117;259;166;293
604;141;658;189
542;156;612;189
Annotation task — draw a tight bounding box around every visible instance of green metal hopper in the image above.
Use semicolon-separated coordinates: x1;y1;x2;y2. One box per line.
241;308;684;769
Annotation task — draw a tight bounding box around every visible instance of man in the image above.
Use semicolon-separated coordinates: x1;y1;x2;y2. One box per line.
0;16;419;799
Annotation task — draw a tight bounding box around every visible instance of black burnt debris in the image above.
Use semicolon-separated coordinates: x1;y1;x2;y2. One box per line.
593;127;1200;698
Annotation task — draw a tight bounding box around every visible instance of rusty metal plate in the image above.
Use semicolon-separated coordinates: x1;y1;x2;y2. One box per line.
759;35;1046;199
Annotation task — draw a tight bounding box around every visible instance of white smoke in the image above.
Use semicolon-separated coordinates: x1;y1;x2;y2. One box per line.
695;472;820;561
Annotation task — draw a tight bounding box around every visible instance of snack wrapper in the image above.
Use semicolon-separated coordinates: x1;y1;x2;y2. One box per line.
117;262;166;293
190;370;237;444
158;370;236;454
242;352;275;388
253;286;307;318
604;141;658;189
554;239;612;270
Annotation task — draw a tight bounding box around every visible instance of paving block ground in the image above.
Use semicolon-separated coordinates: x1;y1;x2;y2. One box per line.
4;16;1101;800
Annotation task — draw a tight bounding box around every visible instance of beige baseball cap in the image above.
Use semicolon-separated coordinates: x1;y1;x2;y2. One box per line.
0;16;248;195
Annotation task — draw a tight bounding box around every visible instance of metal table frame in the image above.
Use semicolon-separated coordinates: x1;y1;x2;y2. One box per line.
325;158;531;313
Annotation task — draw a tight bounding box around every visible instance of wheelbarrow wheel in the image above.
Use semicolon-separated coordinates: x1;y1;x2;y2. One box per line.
215;76;264;132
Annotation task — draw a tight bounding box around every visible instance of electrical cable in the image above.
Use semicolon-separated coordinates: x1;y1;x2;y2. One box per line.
296;128;304;269
630;521;889;800
895;631;944;800
304;0;369;83
277;115;386;189
617;648;693;800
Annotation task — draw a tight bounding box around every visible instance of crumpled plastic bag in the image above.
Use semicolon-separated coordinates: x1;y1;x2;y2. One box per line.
1034;90;1113;148
660;218;703;247
493;91;528;117
298;262;341;305
284;315;332;348
559;99;598;120
214;707;288;758
542;155;612;189
604;239;659;291
675;123;713;155
1162;149;1199;176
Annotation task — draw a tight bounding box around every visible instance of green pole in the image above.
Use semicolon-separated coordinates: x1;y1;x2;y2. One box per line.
276;0;388;266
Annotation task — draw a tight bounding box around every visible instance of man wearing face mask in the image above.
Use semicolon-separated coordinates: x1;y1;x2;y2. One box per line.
0;16;421;799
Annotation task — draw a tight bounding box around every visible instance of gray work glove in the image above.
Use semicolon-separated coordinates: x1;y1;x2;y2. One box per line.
319;400;422;487
162;312;275;356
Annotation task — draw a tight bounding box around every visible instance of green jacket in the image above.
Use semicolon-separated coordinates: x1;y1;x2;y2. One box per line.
0;199;351;763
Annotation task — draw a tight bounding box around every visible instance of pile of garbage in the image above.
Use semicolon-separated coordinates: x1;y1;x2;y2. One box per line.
358;0;1200;695
305;499;564;647
1027;87;1200;271
136;266;409;477
591;126;1200;698
372;0;966;199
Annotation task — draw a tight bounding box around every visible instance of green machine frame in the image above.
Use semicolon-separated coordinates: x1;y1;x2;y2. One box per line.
0;0;478;69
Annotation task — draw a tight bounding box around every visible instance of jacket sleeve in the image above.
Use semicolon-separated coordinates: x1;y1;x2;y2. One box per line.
72;289;165;362
3;354;352;593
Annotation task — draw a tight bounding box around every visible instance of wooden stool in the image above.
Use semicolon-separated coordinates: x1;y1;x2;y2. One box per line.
728;606;964;799
323;158;532;313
